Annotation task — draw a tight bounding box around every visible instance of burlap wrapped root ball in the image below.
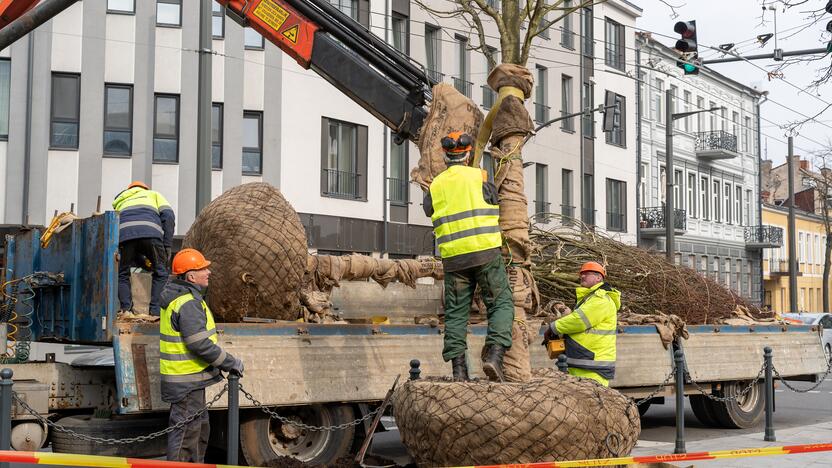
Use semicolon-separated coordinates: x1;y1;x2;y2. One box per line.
184;183;308;322
393;369;640;466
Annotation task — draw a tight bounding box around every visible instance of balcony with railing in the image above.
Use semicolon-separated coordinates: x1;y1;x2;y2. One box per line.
768;259;788;275
560;204;576;225
744;225;784;249
388;177;409;205
534;102;551;123
482;85;497;109
453;76;473;98
694;130;739;160
582;208;596;226
638;206;687;237
533;200;551;223
322;169;360;199
426;69;444;83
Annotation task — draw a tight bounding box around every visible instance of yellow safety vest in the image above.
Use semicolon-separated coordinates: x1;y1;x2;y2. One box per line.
430;165;502;259
160;293;218;378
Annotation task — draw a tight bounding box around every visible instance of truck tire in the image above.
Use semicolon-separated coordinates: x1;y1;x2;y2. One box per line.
689;394;721;427
50;414;167;457
240;404;355;466
709;381;765;429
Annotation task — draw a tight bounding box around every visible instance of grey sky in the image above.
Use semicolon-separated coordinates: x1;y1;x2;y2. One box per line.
636;0;831;166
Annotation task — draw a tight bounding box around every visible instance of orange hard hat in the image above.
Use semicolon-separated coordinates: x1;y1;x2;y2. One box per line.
128;181;149;190
441;131;473;154
172;248;212;275
579;261;606;278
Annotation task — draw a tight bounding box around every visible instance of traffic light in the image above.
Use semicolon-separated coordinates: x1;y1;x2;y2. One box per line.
674;20;699;75
826;1;832;52
602;90;620;133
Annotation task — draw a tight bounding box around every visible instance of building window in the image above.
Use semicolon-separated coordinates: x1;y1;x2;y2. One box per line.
606;178;626;232
561;0;574;49
425;25;442;82
242;111;263;175
392;13;408;53
638;71;646;118
700;176;709;220
709;101;717;131
605;93;625;147
745;189;752;224
50;73;81;149
330;0;359;21
103;84;133;156
389;136;408;204
687;173;696;218
696;96;704;132
244;27;265;49
659;163;666;204
534;164;549;221
673;170;682;210
669;85;678;129
683;90;691;132
562;169;574;219
108;0;135;14
721;107;727;132
582;82;594;137
212;103;222;169
712;180;721;222
538;8;550;40
582;174;594;225
743;116;750;152
535;65;549;123
322;117;367;200
732;111;739;139
734;185;742;224
153;94;179;162
654;79;664;124
453;35;471;97
0;59;9;140
581;7;593;57
561;74;573;131
212;3;224;38
156;0;181;27
639;163;648;208
724;182;731;224
604;18;624;70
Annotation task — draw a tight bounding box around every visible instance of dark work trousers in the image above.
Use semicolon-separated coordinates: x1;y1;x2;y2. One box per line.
118;238;169;315
442;254;514;361
167;388;210;463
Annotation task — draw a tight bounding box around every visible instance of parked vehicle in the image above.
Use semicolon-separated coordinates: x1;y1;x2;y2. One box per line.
782;313;832;362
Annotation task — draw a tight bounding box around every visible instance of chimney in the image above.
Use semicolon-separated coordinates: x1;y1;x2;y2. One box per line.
800;159;809;170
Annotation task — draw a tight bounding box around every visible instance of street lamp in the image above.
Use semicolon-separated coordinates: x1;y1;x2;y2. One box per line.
664;88;722;262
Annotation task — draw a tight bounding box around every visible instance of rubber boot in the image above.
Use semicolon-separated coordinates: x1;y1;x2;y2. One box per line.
481;344;506;382
451;355;469;381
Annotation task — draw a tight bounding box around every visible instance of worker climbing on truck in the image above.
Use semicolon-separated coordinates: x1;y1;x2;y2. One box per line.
424;131;514;382
112;181;175;316
544;261;619;386
160;248;244;462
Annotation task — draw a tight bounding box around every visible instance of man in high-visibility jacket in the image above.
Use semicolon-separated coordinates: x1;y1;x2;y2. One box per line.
112;181;175;316
160;248;243;462
545;261;619;386
423;131;514;382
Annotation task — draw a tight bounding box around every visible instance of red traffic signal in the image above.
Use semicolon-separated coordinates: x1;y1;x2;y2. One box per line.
674;20;698;52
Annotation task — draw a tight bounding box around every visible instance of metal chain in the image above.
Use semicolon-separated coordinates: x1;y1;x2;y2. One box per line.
773;358;832;393
11;384;228;445
239;384;382;432
687;362;766;403
633;368;676;407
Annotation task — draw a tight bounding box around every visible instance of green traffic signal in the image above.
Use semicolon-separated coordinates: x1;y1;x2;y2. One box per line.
683;63;697;73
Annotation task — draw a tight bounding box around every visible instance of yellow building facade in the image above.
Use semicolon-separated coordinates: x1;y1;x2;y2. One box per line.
762;204;830;313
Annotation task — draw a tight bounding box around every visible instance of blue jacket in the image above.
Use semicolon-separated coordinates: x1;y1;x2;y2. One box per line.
112;187;175;247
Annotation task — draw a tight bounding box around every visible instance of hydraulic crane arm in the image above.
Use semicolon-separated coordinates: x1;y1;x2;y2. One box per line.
217;0;431;142
0;0;37;29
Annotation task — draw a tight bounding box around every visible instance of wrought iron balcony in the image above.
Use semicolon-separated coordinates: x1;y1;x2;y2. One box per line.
322;169;360;199
695;130;738;160
388;177;408;204
638;206;686;237
534;102;551;123
453;76;473;98
482;85;497;109
745;225;784;249
426;69;444;83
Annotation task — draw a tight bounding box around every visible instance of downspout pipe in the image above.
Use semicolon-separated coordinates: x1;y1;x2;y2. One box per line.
756;93;767;307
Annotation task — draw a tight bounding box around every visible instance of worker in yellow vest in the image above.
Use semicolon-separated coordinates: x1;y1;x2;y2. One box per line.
423;131;514;382
159;249;243;462
544;261;619;386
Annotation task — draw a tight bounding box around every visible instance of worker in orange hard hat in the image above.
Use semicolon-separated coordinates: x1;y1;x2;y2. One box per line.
423;131;514;382
543;261;620;386
160;248;243;462
112;181;175;316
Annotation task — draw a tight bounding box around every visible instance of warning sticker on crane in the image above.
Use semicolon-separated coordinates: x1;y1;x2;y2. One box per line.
282;25;299;44
253;0;290;33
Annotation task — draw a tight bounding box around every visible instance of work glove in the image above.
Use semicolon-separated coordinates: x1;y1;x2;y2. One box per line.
229;358;244;377
542;322;562;345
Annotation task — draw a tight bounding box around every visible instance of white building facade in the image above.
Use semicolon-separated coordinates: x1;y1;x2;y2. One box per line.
0;0;641;256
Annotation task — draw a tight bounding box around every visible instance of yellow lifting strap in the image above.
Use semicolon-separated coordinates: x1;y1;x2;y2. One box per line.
472;85;526;168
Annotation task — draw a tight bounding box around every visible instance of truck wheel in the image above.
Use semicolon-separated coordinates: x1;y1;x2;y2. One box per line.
709;381;765;429
50;414;167;457
240;404;355;466
689;394;721;427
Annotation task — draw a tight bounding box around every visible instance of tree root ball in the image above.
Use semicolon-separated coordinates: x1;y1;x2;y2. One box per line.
392;369;640;466
184;183;307;322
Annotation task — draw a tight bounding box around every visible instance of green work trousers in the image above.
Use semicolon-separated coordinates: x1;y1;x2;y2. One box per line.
442;255;514;361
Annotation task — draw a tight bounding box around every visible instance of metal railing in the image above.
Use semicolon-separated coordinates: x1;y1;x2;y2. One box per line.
388;177;408;204
561;30;575;49
534;102;551;123
606;212;626;232
560;110;575;131
695;130;738;153
582;208;596;226
453;76;473;97
768;259;788;273
638;206;687;231
745;225;784;246
426;68;444;83
533;200;551;222
322;169;360;199
482;85;497;109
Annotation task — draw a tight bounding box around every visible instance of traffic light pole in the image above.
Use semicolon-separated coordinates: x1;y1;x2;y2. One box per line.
787;137;798;313
702;47;828;65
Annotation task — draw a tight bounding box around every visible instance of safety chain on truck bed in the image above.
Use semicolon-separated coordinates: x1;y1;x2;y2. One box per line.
11;384;228;444
633;368;676;407
773;359;832;394
239;383;382;431
686;362;765;403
